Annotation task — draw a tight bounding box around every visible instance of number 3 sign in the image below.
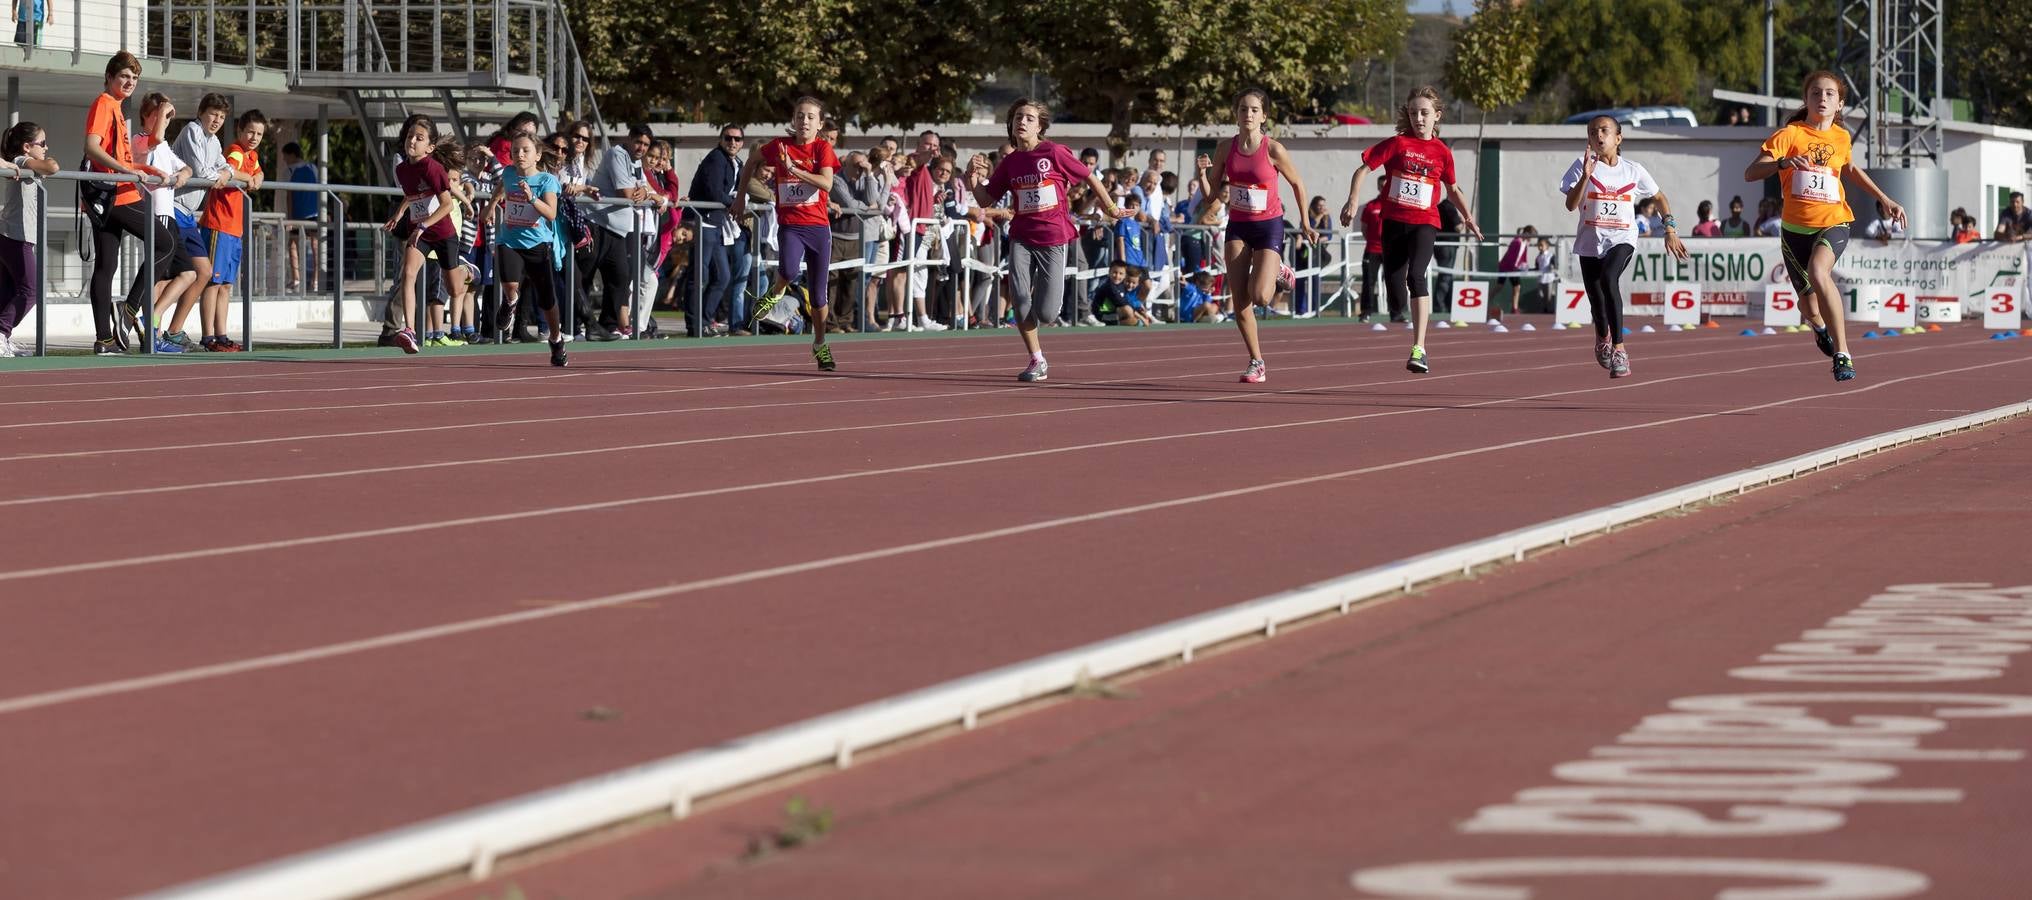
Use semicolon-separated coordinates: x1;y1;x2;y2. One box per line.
1986;286;2025;330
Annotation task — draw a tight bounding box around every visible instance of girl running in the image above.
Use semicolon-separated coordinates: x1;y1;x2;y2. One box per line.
1559;114;1688;378
383;114;470;353
966;98;1129;382
1192;88;1316;383
730;96;839;371
1339;86;1483;374
494;132;569;366
1744;70;1904;382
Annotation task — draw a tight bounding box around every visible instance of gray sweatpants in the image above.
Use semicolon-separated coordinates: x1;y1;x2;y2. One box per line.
1009;241;1068;327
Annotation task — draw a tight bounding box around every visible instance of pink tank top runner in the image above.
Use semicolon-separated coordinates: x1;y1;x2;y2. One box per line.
1224;136;1283;222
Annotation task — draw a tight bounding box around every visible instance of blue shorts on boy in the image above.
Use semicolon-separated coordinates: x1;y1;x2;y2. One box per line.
175;209;207;261
205;229;243;285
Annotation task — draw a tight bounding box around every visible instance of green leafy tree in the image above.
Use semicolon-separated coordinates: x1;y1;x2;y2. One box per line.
1445;0;1539;157
564;0;1000;127
1018;0;1407;159
1947;0;2032;128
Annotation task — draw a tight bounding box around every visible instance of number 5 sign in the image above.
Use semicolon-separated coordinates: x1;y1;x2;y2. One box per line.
1763;284;1801;327
1986;285;2025;331
1662;283;1702;327
1555;282;1592;327
1451;280;1490;324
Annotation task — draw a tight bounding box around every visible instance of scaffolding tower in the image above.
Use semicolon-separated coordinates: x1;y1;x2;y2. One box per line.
1832;0;1944;169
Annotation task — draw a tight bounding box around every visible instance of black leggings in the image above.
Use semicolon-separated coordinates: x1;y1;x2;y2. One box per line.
1382;219;1436;315
502;245;559;313
89;203;172;341
1579;243;1634;343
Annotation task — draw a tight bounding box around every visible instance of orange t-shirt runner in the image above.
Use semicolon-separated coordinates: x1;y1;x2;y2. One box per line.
1762;122;1854;229
85;93;142;207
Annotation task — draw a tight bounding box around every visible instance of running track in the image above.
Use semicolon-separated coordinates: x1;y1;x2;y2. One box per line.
0;320;2025;897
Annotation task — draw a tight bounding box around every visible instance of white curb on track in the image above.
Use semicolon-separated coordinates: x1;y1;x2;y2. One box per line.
152;399;2032;900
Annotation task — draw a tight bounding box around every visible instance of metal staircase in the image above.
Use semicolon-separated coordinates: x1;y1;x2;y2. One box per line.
149;0;605;185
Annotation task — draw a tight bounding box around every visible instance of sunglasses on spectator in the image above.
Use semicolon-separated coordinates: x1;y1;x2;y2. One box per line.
722;134;745;143
25;140;46;148
572;134;591;142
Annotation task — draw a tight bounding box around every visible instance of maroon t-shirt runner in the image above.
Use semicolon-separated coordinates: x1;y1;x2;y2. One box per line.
396;157;458;243
986;141;1090;247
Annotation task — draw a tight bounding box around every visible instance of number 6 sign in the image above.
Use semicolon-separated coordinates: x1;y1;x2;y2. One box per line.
1986;287;2024;330
1662;283;1702;327
1763;284;1801;327
1451;280;1490;324
1556;282;1593;327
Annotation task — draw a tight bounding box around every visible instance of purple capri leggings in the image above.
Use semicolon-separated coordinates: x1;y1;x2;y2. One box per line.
779;223;831;310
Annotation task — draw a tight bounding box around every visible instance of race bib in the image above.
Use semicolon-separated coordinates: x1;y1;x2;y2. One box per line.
1016;184;1059;214
1584;191;1635;230
405;195;436;223
1792;165;1842;204
503;194;539;228
1228;184;1269;213
1388;173;1435;210
777;180;819;206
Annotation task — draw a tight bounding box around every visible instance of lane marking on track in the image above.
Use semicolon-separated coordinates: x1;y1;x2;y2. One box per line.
0;341;1807;506
0;334;1764;458
0;351;2019;721
0;342;1976;581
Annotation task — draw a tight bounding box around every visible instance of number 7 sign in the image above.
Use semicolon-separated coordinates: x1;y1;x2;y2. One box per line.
1556;282;1593;327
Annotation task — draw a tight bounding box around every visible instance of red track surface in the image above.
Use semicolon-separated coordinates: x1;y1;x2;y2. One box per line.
471;411;2032;900
0;321;2025;898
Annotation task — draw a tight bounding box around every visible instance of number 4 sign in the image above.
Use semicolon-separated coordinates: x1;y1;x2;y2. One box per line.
1451;280;1490;324
1763;284;1801;328
1556;282;1592;327
1876;286;1916;329
1663;283;1702;327
1986;285;2025;331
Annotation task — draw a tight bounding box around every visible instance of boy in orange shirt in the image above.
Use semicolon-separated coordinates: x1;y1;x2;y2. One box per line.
197;109;267;351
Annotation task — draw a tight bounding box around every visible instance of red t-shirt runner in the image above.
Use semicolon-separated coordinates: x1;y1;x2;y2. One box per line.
85;92;142;207
1361;134;1457;228
762;137;839;228
395;157;458;243
986;140;1089;247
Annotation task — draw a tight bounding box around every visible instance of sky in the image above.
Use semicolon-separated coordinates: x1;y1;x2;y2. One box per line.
1408;0;1456;13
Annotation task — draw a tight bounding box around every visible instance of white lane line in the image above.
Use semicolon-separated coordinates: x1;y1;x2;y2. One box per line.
0;369;631;408
3;353;2019;717
0;332;1603;434
0;341;1802;505
0;340;1974;583
0;364;414;390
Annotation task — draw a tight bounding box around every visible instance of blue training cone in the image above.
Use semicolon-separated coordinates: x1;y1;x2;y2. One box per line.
1621;326;1632;336
1739;328;1758;336
1862;331;1880;339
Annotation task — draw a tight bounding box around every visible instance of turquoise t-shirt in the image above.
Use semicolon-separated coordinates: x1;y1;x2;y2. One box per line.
498;169;560;253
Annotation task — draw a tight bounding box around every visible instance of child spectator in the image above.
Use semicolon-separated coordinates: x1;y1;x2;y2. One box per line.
1691;200;1722;236
1494;224;1535;321
197;109;266;352
1179;269;1220;323
1118;266;1157;326
1950;207;1981;244
0;120;56;356
1719;195;1751;236
136;92;197;352
172;92;235;350
1113;193;1147;269
1090;261;1129;323
1755;197;1782;236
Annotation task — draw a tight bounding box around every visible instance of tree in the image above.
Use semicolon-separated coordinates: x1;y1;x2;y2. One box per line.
1017;0;1408;160
1445;0;1539;156
1947;0;2032;128
564;0;1002;127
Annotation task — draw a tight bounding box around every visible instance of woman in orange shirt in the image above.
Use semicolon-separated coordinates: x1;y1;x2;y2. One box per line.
1744;70;1905;382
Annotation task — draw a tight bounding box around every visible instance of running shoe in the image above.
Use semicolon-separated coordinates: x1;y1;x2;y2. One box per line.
1406;345;1429;374
161;330;195;350
1595;339;1613;369
1832;351;1855;382
1812;324;1835;358
94;338;123;356
918;317;948;332
215;338;244;353
393;329;420;354
1081;314;1105;327
114;302;142;352
152;335;186;354
1018;357;1048;383
1609;347;1631;379
550;339;569;367
1239;358;1267;384
0;335;13;358
813;342;836;372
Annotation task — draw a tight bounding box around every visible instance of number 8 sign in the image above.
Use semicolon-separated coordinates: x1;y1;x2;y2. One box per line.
1556;282;1592;327
1450;280;1490;324
1662;283;1702;327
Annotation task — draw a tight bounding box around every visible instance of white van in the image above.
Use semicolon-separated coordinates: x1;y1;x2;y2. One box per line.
1563;106;1701;127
